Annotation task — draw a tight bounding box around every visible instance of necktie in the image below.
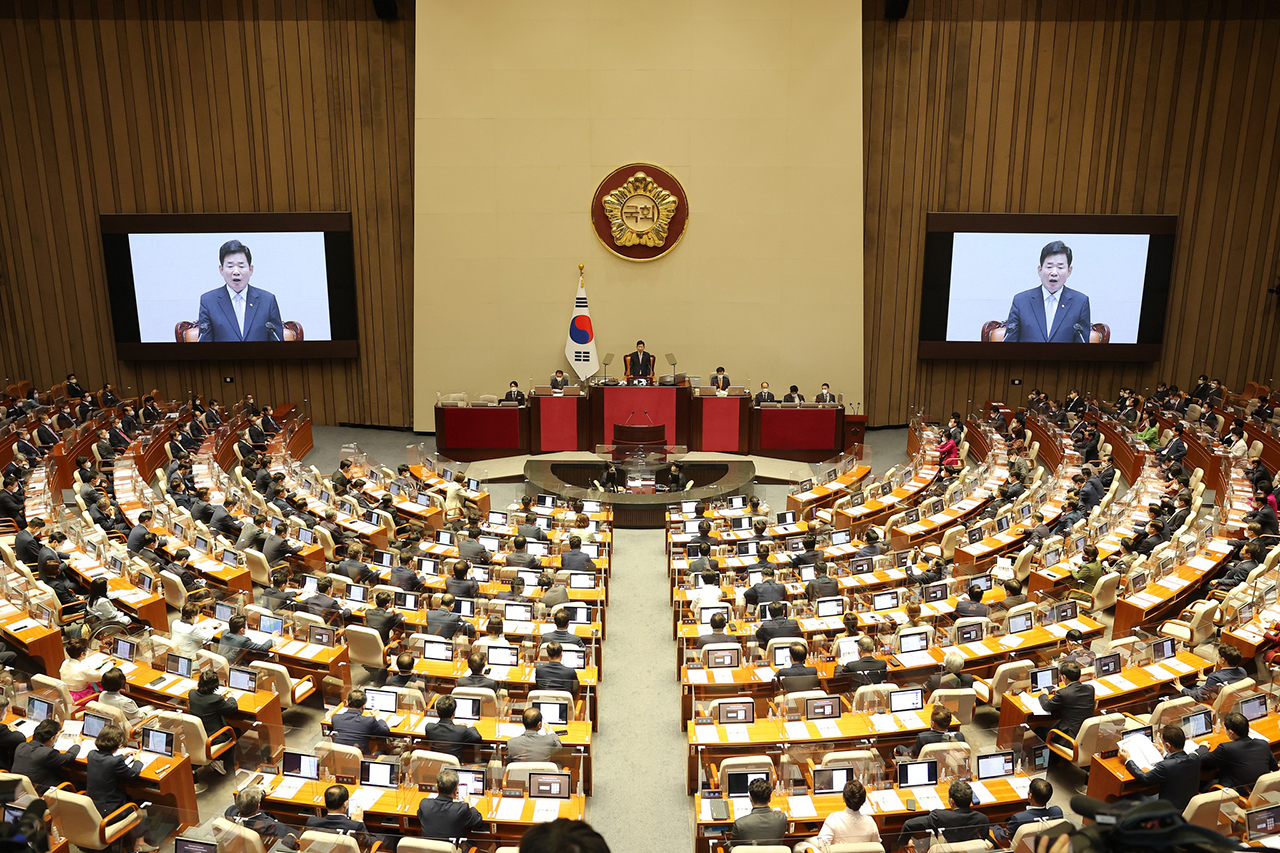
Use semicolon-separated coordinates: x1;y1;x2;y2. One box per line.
1046;293;1057;333
235;293;245;337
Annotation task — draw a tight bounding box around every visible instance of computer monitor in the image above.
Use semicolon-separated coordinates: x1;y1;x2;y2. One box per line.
112;637;137;661
136;571;155;592
344;584;368;604
1094;653;1122;677
568;573;595;590
582;500;602;513
700;603;730;625
221;548;239;567
889;688;925;713
478;535;500;552
228;666;258;692
487;645;519;667
465;478;481;492
300;575;320;595
872;591;899;612
897;759;939;789
420;638;452;661
394;591;421;611
957;622;984;643
798;479;815;492
970;573;993;592
924;583;949;603
736;541;757;557
359;760;399;788
1042;547;1062;566
364;688;398;714
527;771;571;799
537;494;557;509
805;696;840;720
1028;743;1050;773
831;529;852;547
372;549;396;567
731;516;751;531
500;602;532;622
451;696;482;721
975;751;1015;780
488;511;508;525
193;534;209;555
967;528;984;544
1030;666;1058;692
904;508;921;524
1052;601;1079;623
1131;571;1148;593
706;647;741;669
777;511;797;525
138;726;175;757
166;654;194;678
29;602;53;628
213;600;237;622
682;520;702;534
536;700;570;726
1152;637;1176;661
26;696;54;723
813;767;852;795
895;550;913;568
414;557;438;576
295;527;315;545
82;711;111;739
1181;709;1213;739
816;597;845;618
1239;694;1270;722
1007;612;1034;635
453;598;476;617
1019;503;1034;520
175;839;218;853
455;768;486;799
560;647;587;670
899;630;930;653
1246;804;1280;842
580;542;600;559
850;557;874;575
259;614;285;635
436;529;454;545
534;516;553;531
728;495;747;509
798;565;816;582
995;514;1012;533
716;701;755;724
849;492;866;508
725;770;769;797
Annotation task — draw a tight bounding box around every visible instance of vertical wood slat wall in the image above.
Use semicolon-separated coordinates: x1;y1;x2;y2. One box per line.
864;0;1280;425
0;0;414;427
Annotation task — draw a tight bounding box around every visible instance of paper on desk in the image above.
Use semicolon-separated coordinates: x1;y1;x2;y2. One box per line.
724;724;750;742
1063;619;1091;632
348;787;384;815
885;569;907;580
54;736;78;752
785;720;811;739
868;789;905;813
1188;555;1218;572
754;665;777;682
62;721;83;738
731;797;753;819
895;651;936;668
969;781;996;804
961;642;988;657
135;751;168;773
531;799;561;822
712;668;736;684
1144;663;1175;680
1121;734;1165;771
14;719;39;738
278;640;307;656
870;713;898;733
1044;623;1068;638
1018;692;1048;716
999;634;1026;649
815;720;842;738
6;619;39;633
497;723;525;738
699;799;715;821
687;668;708;684
1164;658;1195;675
914;788;945;811
1109;676;1138;691
1010;777;1033;797
1088;680;1115;698
1130;591;1162;607
271;776;306;800
787;795;818;818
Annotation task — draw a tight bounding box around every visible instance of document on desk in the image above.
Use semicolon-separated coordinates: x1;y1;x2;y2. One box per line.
487;666;511;682
272;777;306;799
896;710;927;730
724;724;750;742
135;751;168;773
278;640;308;657
348;787;385;815
753;665;777;682
914;788;945;811
960;642;988;657
867;788;905;814
1121;734;1164;771
1143;663;1175;680
693;725;721;744
1108;676;1138;691
1018;692;1048;716
870;713;898;733
1187;555;1219;572
895;651;937;668
711;668;736;684
815;720;843;738
531;799;561;822
885;569;907;580
1129;591;1162;607
787;795;818;818
784;720;811;740
999;634;1026;649
497;723;525;738
686;668;708;684
1157;576;1191;591
968;781;996;804
1163;658;1195;675
1044;623;1068;638
5;619;39;633
731;797;753;819
1009;776;1032;798
1088;679;1115;697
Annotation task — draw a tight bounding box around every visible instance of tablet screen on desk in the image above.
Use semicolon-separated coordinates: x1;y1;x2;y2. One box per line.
479;535;500;552
924;583;948;603
1130;571;1148;593
452;697;481;721
728;496;747;509
560;647;587;670
850;558;873;575
395;591;421;611
1030;666;1057;692
435;530;454;546
221;548;240;567
707;648;741;669
528;771;571;799
737;541;757;557
1008;612;1033;635
113;637;137;662
957;623;983;643
777;511;796;525
580;543;600;559
816;597;845;618
259;614;285;635
140;727;175;757
873;591;898;612
504;603;533;622
536;700;570;725
526;541;550;557
344;584;367;604
569;573;595;590
537;494;557;509
897;759;938;789
487;645;518;667
175;839;218;853
899;630;929;653
488;511;508;526
683;520;702;534
26;697;53;723
995;514;1012;533
1094;652;1121;677
364;689;397;714
813;767;850;794
295;527;314;545
1181;709;1212;739
725;770;768;798
373;549;396;567
889;688;924;714
1151;638;1176;661
193;534;210;555
420;639;451;661
82;712;111;739
975;751;1015;780
1239;694;1269;722
456;768;486;799
229;667;258;692
360;759;399;788
701;604;730;625
731;516;751;531
1052;601;1079;623
716;701;754;724
166;654;194;678
805;696;839;720
831;529;851;546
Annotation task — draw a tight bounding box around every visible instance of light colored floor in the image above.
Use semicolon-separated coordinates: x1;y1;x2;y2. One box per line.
176;425;1094;849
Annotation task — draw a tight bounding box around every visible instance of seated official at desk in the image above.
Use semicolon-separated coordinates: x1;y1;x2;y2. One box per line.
992;579;1028;617
458;652;499;692
87;724;155;853
225;785;299;850
906;557;946;587
1118;724;1201;810
11;719;80;794
756;601;801;645
902;779;990;845
543;608;585;647
419;767;484;844
472;617;511;653
777;642;818;679
507;707;563;762
910;707;965;757
366;591;405;648
1073;544;1104;593
696;612;731;650
189;670;237;758
689;568;722;618
427;594;476;639
745;567;786;610
421;695;482;760
924;651;975;695
840;637;888;684
805;561;839;600
954;584;990;618
1056;630;1095;669
1181;643;1248;703
562;536;596;572
331;689;392;755
446;558;482;598
855;529;883;558
1199;712;1279;792
995;778;1062;845
306;786;376;848
503;381;526;405
1034;661;1095;741
789;535;822;568
386;652;425;691
687;543;720;578
732;777;787;845
802;780;880;848
306;577;350;623
457;528;492;565
535;642;579;696
506;536;542;570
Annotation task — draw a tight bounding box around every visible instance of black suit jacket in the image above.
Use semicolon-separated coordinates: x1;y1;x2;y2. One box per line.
902;807;991;842
535;660;580;695
330;709;391;753
366;608;404;644
12;739;79;792
418;796;484;842
86;751;142;817
755;390;776;405
0;723;27;770
503;390;526;404
14;530;40;565
1041;681;1096;738
842;656;889;684
1200;735;1279;791
420;720;483;760
210;506;243;539
304;814;371;847
755;617;801;644
0;489;27;528
711;374;731;390
188;688;238;740
625;350;654;378
1124;749;1201;810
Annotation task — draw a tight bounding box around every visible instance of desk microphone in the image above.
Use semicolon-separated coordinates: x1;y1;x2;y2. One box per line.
266;321;281;341
624;411;636;425
1073;323;1085;343
198;320;211;341
644;410;654;424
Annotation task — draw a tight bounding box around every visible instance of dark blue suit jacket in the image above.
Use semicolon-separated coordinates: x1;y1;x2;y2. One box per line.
197;284;282;342
1003;286;1091;342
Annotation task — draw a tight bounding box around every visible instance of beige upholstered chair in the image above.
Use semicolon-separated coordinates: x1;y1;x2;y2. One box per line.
45;786;143;851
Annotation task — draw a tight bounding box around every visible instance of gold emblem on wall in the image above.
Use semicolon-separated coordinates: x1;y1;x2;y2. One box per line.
591;163;689;262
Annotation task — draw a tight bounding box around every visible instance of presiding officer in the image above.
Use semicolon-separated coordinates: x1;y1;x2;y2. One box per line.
1001;240;1092;343
196;239;283;342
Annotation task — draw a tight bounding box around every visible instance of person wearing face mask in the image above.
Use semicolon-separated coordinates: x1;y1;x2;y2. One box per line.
503;381;526;405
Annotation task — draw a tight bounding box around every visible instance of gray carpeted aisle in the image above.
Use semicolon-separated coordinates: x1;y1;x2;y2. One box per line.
588;528;692;852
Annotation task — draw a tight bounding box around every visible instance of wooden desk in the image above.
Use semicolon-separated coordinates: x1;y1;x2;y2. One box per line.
407;658;600;728
0;603;65;670
831;466;941;533
786;465;873;517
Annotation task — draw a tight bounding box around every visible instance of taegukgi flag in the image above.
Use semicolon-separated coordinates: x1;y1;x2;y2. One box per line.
565;265;599;380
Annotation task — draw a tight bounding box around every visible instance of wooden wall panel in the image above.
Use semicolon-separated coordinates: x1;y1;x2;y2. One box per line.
0;0;413;427
865;0;1280;425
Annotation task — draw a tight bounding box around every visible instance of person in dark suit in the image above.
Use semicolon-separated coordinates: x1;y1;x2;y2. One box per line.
260;569;297;612
225;786;299;850
196;240;283;342
457;652;499;692
910;707;966;757
995;778;1063;845
503;382;526;404
330;690;392;754
754;382;775;405
264;523;302;565
776;642;818;679
426;594;474;639
0;478;27;529
1213;541;1264;591
814;383;836;404
63;373;86;400
1246;491;1280;536
12;719;80;793
235;513;269;552
550;370;569;390
0;699;28;769
1119;725;1201;811
209;496;244;540
1158;424;1188;465
517;512;548;542
1037;661;1096;739
841;636;889;684
456;529;492;566
731;777;787;844
218;614;274;664
389;551;425;592
745;567;786;609
1255;395;1275;424
305;785;374;847
902;780;991;843
561;536;596;572
542;608;585;647
418;767;484;843
1182;644;1249;703
805;561;840;600
107;418;131;450
1001;241;1091;342
365;591;404;646
13;429;42;461
789;534;823;568
855;529;884;558
696;612;732;650
306;577;349;623
783;385;805;403
1199;711;1279;792
711;367;731;391
624;340;654;380
1135;519;1168;556
86;724;155;851
535;642;580;696
420;695;483;761
954;584;990;618
34;416;59;448
187;670;237;758
755;601;800;645
923;652;976;696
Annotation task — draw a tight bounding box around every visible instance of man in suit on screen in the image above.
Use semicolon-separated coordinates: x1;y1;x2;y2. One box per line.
197;239;283;342
1001;240;1091;343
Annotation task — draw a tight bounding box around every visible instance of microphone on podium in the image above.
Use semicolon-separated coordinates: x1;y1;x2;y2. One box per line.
624;411;636;425
644;410;654;424
1073;323;1085;343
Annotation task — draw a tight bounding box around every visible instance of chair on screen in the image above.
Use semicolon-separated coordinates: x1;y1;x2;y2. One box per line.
175;320;304;342
981;321;1110;343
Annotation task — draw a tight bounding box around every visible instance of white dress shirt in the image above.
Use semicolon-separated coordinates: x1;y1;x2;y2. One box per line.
1042;285;1060;327
226;284;248;337
816;807;881;844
